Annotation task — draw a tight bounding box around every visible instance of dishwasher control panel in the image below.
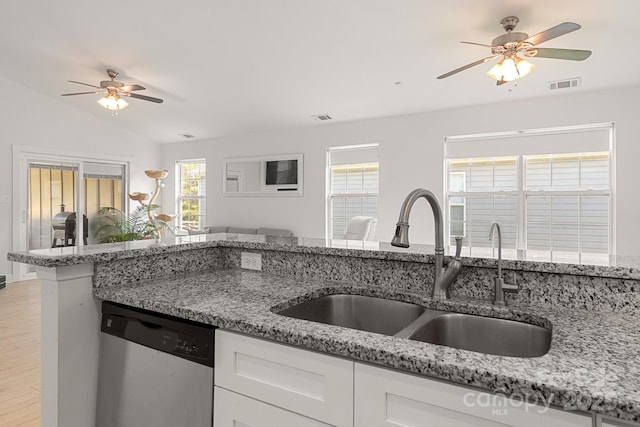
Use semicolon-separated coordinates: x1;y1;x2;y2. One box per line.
101;301;215;367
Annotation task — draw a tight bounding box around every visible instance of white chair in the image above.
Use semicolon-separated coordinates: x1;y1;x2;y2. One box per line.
343;216;377;241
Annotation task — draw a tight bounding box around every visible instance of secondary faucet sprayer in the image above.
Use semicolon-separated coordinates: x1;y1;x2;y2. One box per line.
391;188;462;300
489;222;519;306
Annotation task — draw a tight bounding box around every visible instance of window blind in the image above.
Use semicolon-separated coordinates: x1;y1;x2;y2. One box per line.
523;153;610;263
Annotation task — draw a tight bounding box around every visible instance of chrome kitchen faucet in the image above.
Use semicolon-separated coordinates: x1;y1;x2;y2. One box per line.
391;188;463;300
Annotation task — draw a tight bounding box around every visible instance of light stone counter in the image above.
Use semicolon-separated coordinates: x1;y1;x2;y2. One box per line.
7;233;640;426
93;268;640;422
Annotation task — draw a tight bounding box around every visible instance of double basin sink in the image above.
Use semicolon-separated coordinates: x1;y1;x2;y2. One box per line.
277;294;551;358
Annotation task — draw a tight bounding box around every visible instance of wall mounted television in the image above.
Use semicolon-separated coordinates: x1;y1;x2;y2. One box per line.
265;160;298;186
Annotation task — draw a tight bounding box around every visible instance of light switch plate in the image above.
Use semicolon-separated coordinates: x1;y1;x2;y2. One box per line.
241;252;262;271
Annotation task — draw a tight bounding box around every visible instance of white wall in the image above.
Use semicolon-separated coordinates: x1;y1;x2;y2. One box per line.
162;84;640;257
1;75;161;280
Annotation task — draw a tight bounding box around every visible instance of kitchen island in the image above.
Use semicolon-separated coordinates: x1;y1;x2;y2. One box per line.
8;233;640;426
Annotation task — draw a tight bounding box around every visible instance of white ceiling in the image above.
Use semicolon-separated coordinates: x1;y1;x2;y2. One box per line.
1;0;638;144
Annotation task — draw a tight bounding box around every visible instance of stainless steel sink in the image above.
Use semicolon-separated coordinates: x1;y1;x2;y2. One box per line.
277;294;425;336
404;312;552;357
277;294;551;358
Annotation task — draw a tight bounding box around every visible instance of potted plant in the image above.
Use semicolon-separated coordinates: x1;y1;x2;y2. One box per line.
95;205;170;243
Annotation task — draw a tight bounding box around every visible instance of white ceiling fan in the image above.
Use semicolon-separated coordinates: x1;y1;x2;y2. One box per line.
437;16;592;85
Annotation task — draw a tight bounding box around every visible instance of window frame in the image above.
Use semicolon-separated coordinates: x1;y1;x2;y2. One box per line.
444;124;615;264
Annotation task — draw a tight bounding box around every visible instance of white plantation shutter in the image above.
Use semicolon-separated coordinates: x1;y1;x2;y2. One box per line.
328;145;379;240
445;124;613;264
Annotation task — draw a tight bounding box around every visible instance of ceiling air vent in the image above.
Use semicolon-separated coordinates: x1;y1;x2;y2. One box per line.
312;114;332;121
548;77;581;91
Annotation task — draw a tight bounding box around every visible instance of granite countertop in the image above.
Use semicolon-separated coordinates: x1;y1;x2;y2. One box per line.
8;233;640;280
94;268;640;422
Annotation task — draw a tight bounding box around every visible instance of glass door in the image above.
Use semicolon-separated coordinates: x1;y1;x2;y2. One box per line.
27;161;80;251
83;162;126;244
27;160;127;250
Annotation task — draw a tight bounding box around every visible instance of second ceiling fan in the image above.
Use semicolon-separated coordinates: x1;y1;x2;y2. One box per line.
437;16;592;85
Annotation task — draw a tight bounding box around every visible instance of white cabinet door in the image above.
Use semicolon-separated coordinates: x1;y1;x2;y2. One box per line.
600;418;640;427
215;330;353;427
355;363;591;427
214;387;332;427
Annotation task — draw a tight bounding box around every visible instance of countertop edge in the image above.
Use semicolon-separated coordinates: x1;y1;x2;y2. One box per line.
8;234;640;279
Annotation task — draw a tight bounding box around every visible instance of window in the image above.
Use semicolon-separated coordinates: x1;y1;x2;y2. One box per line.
176;160;206;231
445;124;613;264
447;157;519;259
327;145;379;240
524;152;610;264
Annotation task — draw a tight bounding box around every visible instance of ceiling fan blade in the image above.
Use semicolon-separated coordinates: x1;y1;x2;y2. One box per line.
120;84;146;92
460;41;493;48
522;22;581;46
437;55;498;79
61;91;102;96
124;92;164;103
67;80;101;89
524;47;592;61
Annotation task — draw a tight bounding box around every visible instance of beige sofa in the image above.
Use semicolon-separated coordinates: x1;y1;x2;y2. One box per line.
189;226;294;237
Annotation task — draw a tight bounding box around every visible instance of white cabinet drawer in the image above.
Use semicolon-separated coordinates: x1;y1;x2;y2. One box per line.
355;363;591;427
214;387;332;427
215;330;353;427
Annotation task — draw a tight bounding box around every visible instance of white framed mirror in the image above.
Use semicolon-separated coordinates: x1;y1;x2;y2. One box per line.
223;153;303;196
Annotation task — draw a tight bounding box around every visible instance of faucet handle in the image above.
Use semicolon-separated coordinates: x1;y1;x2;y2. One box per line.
502;271;519;293
453;237;463;258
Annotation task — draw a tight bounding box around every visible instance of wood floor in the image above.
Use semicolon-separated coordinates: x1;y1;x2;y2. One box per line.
0;279;41;427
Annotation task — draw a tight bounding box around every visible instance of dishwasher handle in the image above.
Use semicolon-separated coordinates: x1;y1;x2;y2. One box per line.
139;319;163;329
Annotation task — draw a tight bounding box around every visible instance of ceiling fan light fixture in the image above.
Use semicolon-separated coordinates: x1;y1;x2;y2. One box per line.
97;94;128;111
487;55;534;82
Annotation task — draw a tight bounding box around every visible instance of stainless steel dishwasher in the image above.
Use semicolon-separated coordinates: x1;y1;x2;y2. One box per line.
97;302;215;427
